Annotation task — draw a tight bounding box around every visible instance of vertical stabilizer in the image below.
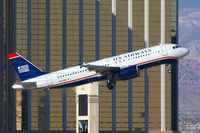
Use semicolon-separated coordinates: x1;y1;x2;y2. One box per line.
8;52;47;81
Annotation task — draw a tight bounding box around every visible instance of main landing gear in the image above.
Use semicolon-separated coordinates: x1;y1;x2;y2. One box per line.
106;74;116;90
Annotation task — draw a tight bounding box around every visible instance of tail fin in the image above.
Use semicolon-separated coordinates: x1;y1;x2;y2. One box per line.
8;52;47;81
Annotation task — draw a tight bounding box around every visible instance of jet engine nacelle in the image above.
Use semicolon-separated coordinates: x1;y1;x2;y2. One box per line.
115;66;139;80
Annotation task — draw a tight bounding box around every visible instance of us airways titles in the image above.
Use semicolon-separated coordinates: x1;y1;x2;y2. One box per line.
113;48;152;63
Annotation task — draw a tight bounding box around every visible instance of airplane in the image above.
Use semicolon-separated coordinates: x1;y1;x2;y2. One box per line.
8;44;189;90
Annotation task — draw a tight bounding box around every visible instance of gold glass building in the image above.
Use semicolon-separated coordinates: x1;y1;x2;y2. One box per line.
0;0;178;132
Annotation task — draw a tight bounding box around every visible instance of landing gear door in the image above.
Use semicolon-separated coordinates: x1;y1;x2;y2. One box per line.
160;45;168;56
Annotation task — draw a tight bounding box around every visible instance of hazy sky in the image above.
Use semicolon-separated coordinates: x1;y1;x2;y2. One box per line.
179;0;200;10
178;0;200;47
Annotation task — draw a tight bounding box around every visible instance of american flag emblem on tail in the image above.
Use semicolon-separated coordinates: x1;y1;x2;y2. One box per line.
18;65;29;73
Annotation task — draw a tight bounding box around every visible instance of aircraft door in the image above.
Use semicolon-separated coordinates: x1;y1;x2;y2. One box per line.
160;45;168;56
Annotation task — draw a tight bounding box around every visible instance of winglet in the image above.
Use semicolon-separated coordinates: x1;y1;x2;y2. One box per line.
8;52;20;59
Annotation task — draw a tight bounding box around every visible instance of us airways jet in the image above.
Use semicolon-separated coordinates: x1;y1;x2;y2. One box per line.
8;44;189;90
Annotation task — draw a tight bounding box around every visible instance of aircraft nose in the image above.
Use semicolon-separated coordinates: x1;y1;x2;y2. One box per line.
183;48;190;56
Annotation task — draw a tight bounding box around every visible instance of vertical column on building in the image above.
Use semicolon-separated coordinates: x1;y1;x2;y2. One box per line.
128;0;133;131
27;0;32;130
161;0;166;131
112;0;116;131
79;0;83;64
0;0;4;129
171;0;178;131
45;0;50;130
95;0;100;61
5;0;15;129
6;0;10;129
144;0;149;131
87;83;99;133
62;0;67;130
13;0;17;130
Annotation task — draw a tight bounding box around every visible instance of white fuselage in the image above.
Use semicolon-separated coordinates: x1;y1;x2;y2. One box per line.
12;44;189;90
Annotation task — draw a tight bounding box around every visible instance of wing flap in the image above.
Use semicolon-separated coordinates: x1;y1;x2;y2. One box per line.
83;64;120;75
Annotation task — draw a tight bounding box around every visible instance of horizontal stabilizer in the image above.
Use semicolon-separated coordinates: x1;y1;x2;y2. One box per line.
12;82;37;90
22;82;37;90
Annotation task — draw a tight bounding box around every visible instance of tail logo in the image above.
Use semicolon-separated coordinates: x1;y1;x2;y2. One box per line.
18;65;29;73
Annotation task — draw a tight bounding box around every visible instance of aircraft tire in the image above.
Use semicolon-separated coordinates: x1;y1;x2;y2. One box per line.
107;82;114;90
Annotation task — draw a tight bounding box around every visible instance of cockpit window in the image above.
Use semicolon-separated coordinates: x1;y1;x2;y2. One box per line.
173;45;182;49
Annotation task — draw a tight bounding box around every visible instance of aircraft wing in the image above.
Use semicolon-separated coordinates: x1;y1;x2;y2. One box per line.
83;64;120;76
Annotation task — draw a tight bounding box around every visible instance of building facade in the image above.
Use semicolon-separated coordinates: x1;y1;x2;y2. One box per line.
0;0;178;132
